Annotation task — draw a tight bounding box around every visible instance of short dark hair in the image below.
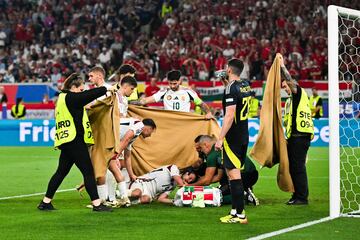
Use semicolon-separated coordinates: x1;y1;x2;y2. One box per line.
119;64;136;75
89;66;105;77
181;168;199;183
142;118;156;129
63;73;84;91
120;76;137;87
16;97;23;104
194;135;204;143
228;58;244;76
167;70;181;81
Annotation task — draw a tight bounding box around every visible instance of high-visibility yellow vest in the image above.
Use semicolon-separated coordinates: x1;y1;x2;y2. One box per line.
284;88;314;139
11;104;25;119
309;95;323;117
54;93;94;148
161;4;172;18
248;98;259;118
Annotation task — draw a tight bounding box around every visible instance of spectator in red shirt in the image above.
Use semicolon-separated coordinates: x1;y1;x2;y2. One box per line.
309;62;322;80
145;77;160;97
214;52;227;70
311;49;326;68
289;63;300;81
276;14;286;29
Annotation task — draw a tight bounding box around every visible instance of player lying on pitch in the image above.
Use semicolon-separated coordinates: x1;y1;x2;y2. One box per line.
127;165;185;204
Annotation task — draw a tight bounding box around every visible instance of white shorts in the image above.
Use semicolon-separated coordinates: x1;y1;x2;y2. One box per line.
129;179;157;202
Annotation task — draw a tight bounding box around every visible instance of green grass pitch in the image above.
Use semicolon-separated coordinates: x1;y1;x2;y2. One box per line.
0;147;359;240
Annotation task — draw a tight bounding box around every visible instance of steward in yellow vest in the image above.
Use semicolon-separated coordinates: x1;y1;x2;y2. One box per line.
54;93;94;148
161;1;173;18
248;92;260;118
38;73;113;212
11;97;26;119
280;54;312;205
283;87;314;139
309;87;323;119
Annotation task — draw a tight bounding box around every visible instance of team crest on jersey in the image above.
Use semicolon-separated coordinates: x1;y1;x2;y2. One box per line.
167;95;172;100
181;96;186;101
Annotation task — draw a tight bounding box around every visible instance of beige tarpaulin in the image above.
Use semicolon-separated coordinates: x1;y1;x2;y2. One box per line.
88;92;121;179
128;105;220;176
249;53;294;192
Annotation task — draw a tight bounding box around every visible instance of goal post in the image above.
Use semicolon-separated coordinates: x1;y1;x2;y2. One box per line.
328;5;360;218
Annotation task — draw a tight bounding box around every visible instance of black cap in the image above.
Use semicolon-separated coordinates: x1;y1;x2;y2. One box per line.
167;70;181;81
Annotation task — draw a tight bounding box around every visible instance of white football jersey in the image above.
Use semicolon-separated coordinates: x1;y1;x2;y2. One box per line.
119;117;144;150
152;87;202;112
143;165;180;195
94;83;128;117
117;93;128;117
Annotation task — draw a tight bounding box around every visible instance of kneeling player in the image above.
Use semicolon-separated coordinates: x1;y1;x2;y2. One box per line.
128;165;184;204
106;117;156;207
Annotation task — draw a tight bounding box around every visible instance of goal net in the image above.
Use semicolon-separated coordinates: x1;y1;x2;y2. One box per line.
328;5;360;218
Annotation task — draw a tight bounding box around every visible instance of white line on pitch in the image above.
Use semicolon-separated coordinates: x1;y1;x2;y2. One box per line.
260;176;327;179
247;216;334;240
0;188;76;201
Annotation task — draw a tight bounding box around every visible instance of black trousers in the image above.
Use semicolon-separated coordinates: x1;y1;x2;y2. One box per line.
45;139;99;201
287;136;311;201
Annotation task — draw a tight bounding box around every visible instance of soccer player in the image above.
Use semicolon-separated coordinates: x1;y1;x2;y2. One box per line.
88;66;111;89
128;165;184;204
93;76;137;204
140;70;213;119
91;65;136;205
106;117;157;207
280;55;314;205
116;64;137;117
87;66;113;108
118;64;138;102
214;58;251;224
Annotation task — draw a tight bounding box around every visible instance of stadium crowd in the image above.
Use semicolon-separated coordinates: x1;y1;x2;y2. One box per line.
0;0;359;85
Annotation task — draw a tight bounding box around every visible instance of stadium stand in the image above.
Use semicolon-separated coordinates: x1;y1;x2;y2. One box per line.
0;0;359;85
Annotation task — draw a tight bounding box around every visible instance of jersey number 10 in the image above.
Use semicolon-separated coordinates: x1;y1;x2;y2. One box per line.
173;102;180;110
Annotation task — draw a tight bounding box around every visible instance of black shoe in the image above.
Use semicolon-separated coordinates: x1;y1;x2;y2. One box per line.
37;201;56;211
286;198;308;205
93;203;113;212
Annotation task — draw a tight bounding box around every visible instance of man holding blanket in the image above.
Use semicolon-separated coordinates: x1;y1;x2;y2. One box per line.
280;55;314;205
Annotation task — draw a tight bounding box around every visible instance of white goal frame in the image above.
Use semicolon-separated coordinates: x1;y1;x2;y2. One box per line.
328;5;360;219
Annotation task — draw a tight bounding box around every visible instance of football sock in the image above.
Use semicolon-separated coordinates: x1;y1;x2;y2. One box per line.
117;181;127;198
230;179;245;216
97;184;108;202
230;209;237;216
106;171;116;201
